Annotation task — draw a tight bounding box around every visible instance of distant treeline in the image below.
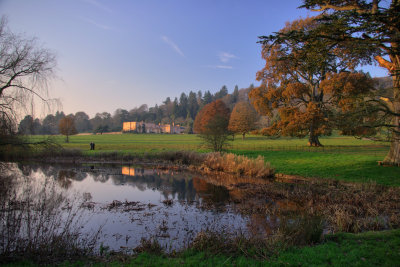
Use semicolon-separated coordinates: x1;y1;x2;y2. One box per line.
18;84;254;135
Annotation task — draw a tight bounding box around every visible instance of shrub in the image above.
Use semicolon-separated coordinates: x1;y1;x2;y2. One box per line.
200;152;274;179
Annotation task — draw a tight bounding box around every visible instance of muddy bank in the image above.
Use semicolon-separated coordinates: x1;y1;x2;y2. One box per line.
198;172;400;234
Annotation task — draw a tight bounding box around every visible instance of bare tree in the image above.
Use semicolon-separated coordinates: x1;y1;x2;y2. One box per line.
0;16;57;137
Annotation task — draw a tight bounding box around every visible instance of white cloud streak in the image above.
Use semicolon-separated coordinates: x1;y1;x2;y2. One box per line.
218;52;237;63
207;65;233;69
81;17;113;31
83;0;113;13
161;35;185;57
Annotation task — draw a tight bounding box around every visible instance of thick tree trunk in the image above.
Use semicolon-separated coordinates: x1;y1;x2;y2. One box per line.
308;134;322;147
383;74;400;165
308;122;323;147
384;137;400;166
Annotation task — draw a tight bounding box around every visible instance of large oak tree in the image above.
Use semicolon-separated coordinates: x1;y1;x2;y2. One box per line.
250;17;373;146
299;0;400;163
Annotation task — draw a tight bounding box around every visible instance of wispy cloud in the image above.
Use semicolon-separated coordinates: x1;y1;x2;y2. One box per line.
207;65;233;69
81;17;113;31
218;52;237;63
161;35;185;57
83;0;113;13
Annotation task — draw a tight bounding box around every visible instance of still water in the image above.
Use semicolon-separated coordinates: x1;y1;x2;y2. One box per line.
10;163;249;252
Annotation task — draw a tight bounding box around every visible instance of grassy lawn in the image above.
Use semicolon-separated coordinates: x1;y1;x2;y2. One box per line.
5;229;400;266
236;150;400;186
29;133;388;153
119;229;400;267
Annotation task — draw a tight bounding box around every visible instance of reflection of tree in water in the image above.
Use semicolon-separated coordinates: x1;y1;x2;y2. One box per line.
90;172;110;183
192;177;230;204
111;170;197;202
0;163;16;203
56;170;75;189
171;177;196;201
16;163;87;182
17;162;37;176
15;164;230;204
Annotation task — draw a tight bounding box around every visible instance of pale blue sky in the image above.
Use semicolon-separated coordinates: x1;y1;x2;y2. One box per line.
0;0;388;117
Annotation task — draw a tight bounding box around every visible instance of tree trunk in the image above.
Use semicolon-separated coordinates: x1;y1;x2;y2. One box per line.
308;134;322;147
308;122;322;147
384;137;400;166
66;134;69;143
242;133;245;140
383;74;400;165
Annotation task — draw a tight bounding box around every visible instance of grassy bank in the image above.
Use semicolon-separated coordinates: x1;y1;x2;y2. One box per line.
4;229;400;266
235;150;400;187
116;229;400;266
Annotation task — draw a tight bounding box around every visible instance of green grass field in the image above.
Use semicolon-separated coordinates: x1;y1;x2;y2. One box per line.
112;229;400;267
5;229;400;266
30;133;389;154
27;133;400;186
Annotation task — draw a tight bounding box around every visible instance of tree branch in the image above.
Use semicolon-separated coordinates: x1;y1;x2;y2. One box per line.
375;55;395;72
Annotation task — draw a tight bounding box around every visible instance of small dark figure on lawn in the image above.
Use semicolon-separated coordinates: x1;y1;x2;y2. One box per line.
90;142;94;150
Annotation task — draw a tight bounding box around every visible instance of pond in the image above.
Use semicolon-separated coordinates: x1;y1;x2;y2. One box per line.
2;162;252;252
2;161;398;255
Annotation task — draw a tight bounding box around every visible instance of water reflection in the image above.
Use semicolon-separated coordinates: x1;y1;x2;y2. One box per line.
9;163;324;253
11;163;247;252
6;162;396;253
192;177;230;203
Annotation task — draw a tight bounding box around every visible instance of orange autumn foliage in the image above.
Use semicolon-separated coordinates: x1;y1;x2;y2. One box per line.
228;102;257;139
193;100;230;134
193;100;231;151
59;116;77;143
250;16;374;146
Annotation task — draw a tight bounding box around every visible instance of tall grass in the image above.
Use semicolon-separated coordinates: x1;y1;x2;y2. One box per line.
0;163;100;264
189;213;323;259
199;153;274;179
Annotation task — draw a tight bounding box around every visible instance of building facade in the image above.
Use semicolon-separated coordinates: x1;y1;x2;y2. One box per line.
122;122;185;134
